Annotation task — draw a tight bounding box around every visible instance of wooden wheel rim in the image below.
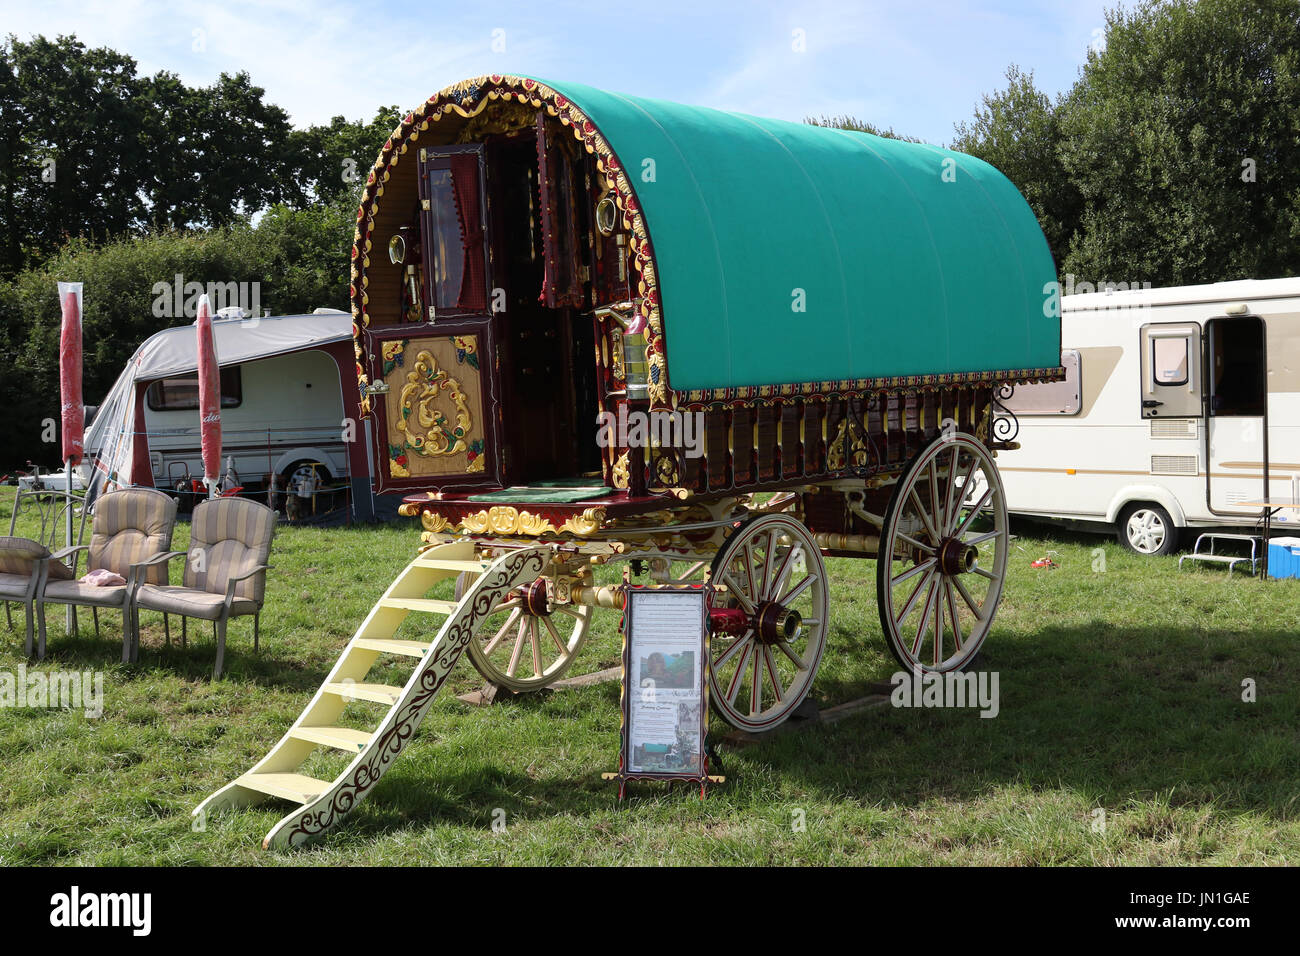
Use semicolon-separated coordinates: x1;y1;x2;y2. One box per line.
876;434;1008;673
458;573;592;692
708;514;828;732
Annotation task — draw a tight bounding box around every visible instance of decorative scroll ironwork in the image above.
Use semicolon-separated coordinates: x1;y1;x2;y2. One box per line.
991;384;1020;444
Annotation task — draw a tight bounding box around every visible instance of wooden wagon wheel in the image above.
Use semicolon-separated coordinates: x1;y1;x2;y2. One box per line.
455;571;592;693
875;433;1008;673
707;513;829;732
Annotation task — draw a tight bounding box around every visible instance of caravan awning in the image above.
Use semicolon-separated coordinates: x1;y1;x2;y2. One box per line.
120;311;353;382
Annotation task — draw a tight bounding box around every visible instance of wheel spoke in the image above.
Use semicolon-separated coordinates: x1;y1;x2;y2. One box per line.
769;544;800;602
908;486;941;545
529;619;542;676
962;528;1004;547
506;619;528;676
891;557;936;588
714;629;754;669
721;572;757;614
762;529;778;598
947;453;978;536
742;540;757;601
750;646;764;717
928;459;943;533
775;638;807;670
913;578;940;658
952;574;987;621
943;445;963;534
777;572;817;606
895;566;935;627
972;565;998;581
945;579;964;652
542;615;567;655
955;486;993;537
894;530;936;555
482;608;522;656
761;643;784;702
726;640;755;705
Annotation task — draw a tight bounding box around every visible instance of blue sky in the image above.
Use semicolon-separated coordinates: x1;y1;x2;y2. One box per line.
3;0;1124;144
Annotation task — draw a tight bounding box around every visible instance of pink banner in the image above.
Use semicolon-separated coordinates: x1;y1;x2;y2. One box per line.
57;282;84;466
195;294;222;486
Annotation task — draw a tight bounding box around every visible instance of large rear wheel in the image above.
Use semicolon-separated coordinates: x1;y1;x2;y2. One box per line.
876;434;1008;672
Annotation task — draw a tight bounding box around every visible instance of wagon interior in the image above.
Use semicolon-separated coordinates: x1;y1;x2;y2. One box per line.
362;101;617;498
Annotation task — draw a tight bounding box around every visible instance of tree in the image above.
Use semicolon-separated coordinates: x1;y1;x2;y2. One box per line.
952;65;1082;272
287;107;403;206
0;34;152;276
1057;0;1300;285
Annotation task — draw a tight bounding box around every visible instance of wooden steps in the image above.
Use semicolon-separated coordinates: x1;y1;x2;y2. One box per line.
378;597;460;614
289;726;373;752
352;638;432;658
322;681;403;705
193;541;548;849
235;772;332;804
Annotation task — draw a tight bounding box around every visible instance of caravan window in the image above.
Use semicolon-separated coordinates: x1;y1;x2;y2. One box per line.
1001;349;1081;415
1152;337;1189;386
146;368;243;411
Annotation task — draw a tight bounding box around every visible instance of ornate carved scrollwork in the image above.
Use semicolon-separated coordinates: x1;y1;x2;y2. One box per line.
991;384;1020;444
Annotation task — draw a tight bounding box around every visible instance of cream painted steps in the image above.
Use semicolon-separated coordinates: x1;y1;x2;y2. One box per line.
193;541;548;849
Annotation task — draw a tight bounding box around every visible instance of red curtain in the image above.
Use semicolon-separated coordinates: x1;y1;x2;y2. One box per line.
449;155;486;312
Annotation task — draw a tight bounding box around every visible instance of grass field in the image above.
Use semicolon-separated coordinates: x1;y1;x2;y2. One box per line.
0;487;1297;866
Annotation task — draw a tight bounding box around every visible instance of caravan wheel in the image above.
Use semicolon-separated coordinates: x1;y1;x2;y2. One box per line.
1117;503;1178;556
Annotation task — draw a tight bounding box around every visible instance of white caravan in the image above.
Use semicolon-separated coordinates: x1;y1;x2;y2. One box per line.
997;277;1300;555
80;311;376;520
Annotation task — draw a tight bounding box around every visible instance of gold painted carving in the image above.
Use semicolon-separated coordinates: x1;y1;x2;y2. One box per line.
397;349;474;457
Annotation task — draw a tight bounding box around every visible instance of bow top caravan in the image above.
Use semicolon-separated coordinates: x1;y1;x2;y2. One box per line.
997;277;1300;556
197;76;1065;848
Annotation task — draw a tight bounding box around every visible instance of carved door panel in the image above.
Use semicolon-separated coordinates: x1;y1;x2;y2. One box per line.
367;327;500;494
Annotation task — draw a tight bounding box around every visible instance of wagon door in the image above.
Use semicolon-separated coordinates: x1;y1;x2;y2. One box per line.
1204;315;1268;515
364;145;502;493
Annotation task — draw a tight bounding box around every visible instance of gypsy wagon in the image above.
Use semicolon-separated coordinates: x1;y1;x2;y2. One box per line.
197;76;1062;847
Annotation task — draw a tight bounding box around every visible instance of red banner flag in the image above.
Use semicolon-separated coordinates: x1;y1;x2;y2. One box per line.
195;294;222;491
58;282;84;467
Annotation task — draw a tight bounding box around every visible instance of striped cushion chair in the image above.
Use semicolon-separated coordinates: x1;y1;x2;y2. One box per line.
38;488;178;662
0;536;74;657
133;497;276;679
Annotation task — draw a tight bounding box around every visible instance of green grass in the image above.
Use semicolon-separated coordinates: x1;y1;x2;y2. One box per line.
0;487;1297;865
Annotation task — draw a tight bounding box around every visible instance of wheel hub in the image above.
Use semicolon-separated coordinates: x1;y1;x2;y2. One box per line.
520;578;551;616
937;537;979;576
755;601;802;643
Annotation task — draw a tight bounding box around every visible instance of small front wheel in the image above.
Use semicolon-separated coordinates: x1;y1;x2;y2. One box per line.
1117;502;1179;556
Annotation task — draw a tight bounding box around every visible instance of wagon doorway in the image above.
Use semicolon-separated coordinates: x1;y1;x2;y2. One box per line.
486;118;600;487
1205;315;1268;515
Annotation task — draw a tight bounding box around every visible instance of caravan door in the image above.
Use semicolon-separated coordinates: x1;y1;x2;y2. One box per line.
1204;316;1268;515
1139;322;1202;419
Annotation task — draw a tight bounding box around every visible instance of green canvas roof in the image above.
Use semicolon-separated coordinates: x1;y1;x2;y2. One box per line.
539;78;1061;392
